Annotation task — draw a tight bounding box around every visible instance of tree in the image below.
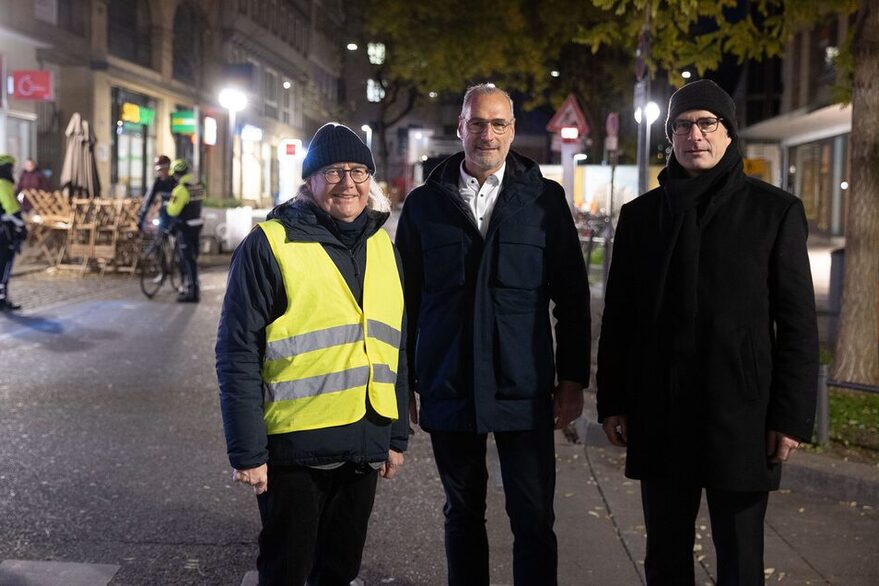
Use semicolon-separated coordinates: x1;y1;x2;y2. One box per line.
360;0;633;175
578;0;876;384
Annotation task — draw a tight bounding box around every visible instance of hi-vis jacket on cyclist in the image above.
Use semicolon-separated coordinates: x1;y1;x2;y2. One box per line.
0;154;27;311
168;159;203;303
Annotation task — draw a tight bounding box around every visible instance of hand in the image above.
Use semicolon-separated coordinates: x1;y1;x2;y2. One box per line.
233;464;268;495
602;415;628;447
408;390;418;425
553;380;584;430
380;450;404;479
767;430;801;463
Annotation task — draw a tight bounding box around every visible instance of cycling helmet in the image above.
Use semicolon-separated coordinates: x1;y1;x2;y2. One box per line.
170;159;189;174
0;154;16;167
154;155;171;167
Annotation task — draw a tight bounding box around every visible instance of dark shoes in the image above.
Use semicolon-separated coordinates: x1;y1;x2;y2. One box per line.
0;299;21;311
176;292;199;303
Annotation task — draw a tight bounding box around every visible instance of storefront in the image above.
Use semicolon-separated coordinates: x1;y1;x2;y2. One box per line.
110;86;157;198
740;103;851;238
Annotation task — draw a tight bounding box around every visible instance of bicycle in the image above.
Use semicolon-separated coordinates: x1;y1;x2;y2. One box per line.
139;225;182;299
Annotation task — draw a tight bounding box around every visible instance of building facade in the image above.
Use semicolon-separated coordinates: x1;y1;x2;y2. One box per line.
0;0;350;207
739;15;853;239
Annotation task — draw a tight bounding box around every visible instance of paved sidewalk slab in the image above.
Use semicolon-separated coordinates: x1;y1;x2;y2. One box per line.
0;560;119;586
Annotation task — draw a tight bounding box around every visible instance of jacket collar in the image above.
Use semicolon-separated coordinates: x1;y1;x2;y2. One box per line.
267;198;388;247
426;150;544;237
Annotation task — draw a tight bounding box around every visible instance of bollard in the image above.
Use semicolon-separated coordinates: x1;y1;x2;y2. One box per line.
816;363;830;445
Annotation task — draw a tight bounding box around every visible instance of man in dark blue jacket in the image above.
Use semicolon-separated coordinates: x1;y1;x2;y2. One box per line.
396;84;591;585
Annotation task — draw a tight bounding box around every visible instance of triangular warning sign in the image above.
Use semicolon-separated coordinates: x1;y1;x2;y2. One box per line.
546;94;589;135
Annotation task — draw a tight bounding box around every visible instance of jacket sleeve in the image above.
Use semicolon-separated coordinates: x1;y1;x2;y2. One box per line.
596;204;635;422
394;197;423;391
389;245;410;452
545;182;591;387
166;184;190;217
216;228;286;469
766;199;819;441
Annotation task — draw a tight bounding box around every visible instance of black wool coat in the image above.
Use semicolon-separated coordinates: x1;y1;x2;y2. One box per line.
596;164;819;492
396;151;591;433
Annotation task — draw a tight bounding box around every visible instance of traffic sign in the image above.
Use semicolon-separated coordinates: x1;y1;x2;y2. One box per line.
547;94;589;136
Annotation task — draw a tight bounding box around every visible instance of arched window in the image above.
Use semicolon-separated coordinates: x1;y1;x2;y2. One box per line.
173;3;204;84
108;1;152;68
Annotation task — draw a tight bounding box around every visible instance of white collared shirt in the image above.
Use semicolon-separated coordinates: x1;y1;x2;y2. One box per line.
458;161;505;236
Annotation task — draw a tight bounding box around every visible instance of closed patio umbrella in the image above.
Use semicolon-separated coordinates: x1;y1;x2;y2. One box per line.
60;113;101;199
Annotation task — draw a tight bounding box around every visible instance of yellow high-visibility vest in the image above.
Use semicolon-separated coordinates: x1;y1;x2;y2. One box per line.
259;219;402;434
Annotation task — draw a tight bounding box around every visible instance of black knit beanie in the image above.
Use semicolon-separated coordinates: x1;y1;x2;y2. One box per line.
301;123;375;179
665;79;737;141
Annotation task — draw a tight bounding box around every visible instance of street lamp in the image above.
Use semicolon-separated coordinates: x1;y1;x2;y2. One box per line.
635;100;660;195
361;124;372;150
218;87;247;199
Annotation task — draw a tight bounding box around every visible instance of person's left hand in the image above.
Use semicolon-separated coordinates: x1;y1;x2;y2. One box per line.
380;450;404;479
767;430;801;463
553;380;584;430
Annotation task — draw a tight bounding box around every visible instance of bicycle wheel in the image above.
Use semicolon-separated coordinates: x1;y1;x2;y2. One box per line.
139;239;166;298
166;237;182;292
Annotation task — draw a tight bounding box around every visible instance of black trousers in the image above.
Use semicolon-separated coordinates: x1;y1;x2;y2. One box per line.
430;428;557;586
641;479;770;586
256;463;379;586
176;225;200;297
0;235;14;300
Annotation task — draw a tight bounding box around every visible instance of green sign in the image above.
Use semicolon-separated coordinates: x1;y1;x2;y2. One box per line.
171;110;196;134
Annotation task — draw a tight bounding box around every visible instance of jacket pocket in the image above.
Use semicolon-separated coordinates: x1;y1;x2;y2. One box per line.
737;328;761;402
494;309;554;399
423;223;464;292
496;227;546;290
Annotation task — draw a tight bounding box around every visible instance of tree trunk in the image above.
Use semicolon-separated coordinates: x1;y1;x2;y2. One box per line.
833;0;879;385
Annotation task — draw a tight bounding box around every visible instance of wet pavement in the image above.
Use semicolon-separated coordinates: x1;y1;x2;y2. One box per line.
0;251;876;585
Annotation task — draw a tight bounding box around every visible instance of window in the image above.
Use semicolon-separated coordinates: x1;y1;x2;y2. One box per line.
367;79;385;103
56;0;89;36
173;3;203;85
264;69;279;119
281;79;293;125
108;1;152;68
367;43;386;65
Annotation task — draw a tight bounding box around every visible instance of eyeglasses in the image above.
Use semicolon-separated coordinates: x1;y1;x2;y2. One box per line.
463;118;514;135
321;167;371;184
671;117;724;136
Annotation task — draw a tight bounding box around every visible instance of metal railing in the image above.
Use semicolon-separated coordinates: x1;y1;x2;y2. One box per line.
815;364;879;445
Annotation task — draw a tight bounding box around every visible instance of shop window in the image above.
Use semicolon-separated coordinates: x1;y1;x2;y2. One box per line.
108;1;152;69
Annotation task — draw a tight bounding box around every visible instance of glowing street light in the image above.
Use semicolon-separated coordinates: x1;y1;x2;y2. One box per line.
361;124;372;150
218;87;248;198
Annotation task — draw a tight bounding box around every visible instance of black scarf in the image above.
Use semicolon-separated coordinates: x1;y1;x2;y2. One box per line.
655;139;744;398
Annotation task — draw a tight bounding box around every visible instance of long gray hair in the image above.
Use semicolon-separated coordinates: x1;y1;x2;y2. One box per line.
294;176;391;214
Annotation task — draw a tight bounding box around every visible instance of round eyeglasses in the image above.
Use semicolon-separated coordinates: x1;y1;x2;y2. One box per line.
321;167;371;184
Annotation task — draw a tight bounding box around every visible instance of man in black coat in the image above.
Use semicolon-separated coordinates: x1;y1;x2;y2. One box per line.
597;80;818;585
396;84;591;585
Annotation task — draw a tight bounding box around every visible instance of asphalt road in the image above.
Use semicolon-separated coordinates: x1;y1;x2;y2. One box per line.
1;266;877;585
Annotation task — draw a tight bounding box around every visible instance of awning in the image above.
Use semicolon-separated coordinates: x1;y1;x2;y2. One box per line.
739;103;851;146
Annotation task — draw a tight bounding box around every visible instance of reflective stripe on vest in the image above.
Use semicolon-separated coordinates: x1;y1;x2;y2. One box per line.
259;218;403;434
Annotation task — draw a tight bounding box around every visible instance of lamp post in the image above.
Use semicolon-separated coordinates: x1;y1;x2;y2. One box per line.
361;124;372;150
218;87;247;199
635;101;660;194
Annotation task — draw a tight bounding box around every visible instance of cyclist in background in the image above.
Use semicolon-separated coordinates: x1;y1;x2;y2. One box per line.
137;155;177;232
167;159;203;303
0;154;27;311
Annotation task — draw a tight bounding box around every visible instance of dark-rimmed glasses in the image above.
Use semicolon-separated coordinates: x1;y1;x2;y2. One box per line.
321;167;371;184
671;117;724;136
463;118;514;135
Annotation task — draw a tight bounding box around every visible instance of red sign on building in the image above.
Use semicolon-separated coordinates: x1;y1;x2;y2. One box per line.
11;70;53;101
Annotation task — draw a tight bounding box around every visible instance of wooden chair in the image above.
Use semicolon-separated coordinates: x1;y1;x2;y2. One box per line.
22;189;73;266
